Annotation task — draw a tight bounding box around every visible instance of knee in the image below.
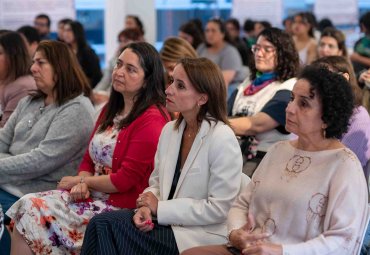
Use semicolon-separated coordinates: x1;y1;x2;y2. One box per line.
180;247;200;255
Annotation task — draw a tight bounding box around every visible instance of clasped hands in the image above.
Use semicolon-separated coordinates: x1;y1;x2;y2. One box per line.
133;191;158;232
57;176;90;202
229;212;282;255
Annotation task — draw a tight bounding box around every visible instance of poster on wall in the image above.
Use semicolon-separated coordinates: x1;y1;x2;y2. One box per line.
314;0;358;26
231;0;283;28
0;0;75;31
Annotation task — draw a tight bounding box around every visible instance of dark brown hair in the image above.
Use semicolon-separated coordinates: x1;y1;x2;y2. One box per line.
179;20;204;49
320;27;348;57
294;12;315;38
118;28;142;42
126;15;145;36
98;42;168;132
175;58;229;129
205;18;232;47
312;56;363;107
249;27;299;82
0;31;30;82
32;40;91;105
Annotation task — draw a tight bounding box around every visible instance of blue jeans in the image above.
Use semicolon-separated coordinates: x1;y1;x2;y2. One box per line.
0;189;20;255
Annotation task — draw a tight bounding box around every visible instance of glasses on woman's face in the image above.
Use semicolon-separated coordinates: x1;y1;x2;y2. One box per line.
251;44;276;54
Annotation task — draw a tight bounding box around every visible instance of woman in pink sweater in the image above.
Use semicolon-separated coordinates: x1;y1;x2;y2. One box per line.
183;65;368;255
0;31;36;127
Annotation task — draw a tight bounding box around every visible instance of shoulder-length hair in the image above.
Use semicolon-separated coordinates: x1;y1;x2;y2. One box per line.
126;15;145;36
32;40;90;105
160;37;198;63
0;31;30;82
205;18;232;47
179;21;204;49
175;58;229;129
98;42;168;132
294;12;315;38
249;27;299;82
312;56;362;107
320;27;348;57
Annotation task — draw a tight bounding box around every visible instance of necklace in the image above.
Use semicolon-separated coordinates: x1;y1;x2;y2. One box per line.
184;125;200;138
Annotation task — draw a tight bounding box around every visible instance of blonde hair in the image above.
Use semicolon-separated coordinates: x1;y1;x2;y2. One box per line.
160;37;197;63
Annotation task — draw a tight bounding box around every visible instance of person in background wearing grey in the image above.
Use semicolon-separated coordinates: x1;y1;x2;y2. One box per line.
0;40;95;253
197;18;248;97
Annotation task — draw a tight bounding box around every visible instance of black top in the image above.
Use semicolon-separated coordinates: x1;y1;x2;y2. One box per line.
77;46;102;89
168;140;183;200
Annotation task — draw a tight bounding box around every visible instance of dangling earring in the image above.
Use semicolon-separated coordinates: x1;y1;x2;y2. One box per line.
322;128;326;138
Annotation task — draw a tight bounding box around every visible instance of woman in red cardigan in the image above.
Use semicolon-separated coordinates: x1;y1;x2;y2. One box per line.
7;42;169;255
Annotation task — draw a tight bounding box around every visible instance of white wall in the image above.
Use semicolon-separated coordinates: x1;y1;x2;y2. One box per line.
104;0;156;64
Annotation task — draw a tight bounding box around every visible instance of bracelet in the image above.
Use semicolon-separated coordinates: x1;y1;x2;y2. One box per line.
80;176;85;184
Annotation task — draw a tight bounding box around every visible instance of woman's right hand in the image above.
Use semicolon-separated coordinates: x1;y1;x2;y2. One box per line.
359;69;370;84
133;207;154;232
70;183;90;201
229;227;269;251
229;212;270;250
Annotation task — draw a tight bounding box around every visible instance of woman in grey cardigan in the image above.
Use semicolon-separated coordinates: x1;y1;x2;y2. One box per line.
0;40;95;251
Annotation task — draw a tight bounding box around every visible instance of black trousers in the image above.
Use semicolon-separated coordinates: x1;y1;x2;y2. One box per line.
81;209;179;255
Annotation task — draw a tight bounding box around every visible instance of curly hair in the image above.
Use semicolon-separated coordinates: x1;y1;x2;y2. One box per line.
298;65;354;139
312;56;362;107
249;27;299;82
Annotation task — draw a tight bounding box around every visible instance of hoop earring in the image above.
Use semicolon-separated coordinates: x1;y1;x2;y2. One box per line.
322;128;326;138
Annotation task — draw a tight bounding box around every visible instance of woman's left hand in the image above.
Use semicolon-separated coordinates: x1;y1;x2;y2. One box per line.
136;192;158;215
242;243;283;255
57;176;81;190
70;183;90;202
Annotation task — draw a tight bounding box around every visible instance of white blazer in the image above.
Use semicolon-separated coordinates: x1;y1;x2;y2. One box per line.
144;119;243;252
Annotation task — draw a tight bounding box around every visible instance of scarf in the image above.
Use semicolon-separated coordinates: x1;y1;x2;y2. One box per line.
243;72;277;96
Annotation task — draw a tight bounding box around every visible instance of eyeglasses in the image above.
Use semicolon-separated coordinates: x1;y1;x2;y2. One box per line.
251;44;276;54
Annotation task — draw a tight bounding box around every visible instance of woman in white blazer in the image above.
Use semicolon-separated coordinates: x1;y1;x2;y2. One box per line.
81;58;243;255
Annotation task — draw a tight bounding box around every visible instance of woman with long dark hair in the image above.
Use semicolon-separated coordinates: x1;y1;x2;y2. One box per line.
7;42;169;255
0;31;36;127
63;20;102;88
81;58;243;255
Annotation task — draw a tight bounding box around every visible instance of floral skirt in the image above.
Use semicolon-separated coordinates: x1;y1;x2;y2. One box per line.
6;189;118;255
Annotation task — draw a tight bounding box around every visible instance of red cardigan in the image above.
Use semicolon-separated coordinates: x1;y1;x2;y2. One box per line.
79;105;169;208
